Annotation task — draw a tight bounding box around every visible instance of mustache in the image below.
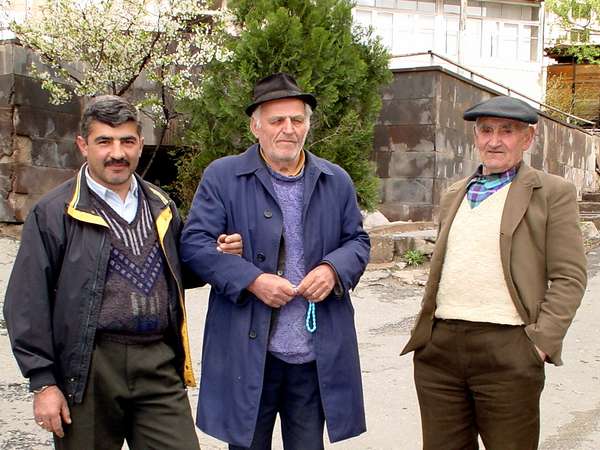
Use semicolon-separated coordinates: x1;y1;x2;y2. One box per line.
104;158;130;167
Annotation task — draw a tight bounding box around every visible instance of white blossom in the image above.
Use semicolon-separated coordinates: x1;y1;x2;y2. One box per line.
5;0;228;115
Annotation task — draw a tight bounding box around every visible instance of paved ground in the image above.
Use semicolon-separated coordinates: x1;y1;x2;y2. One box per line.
1;236;600;449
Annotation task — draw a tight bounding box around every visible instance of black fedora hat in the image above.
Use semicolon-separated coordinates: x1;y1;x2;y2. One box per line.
245;72;317;116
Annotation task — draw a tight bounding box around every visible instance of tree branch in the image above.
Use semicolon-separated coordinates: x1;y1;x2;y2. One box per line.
23;43;84;86
117;23;165;97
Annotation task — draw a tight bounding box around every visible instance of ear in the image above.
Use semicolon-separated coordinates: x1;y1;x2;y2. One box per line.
139;136;144;156
522;126;535;150
250;118;260;139
76;136;88;158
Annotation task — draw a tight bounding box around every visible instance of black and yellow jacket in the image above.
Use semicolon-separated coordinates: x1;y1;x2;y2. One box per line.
3;166;196;403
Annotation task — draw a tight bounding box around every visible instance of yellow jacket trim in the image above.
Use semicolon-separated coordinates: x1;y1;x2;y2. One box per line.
66;169;108;227
155;204;196;387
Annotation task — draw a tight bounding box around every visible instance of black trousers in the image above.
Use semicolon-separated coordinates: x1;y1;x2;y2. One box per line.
413;320;545;450
54;337;199;450
229;353;325;450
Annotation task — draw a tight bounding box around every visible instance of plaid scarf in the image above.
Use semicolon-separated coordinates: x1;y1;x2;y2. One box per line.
466;165;518;208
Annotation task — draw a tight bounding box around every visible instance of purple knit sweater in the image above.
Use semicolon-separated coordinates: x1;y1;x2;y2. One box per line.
267;168;315;364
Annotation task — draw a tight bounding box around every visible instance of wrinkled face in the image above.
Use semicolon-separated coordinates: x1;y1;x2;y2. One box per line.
250;98;310;173
474;117;535;175
76;120;143;197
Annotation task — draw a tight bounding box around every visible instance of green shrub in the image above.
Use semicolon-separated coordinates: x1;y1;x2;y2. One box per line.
173;0;391;214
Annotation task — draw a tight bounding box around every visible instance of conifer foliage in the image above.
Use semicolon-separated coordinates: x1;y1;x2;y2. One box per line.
174;0;391;212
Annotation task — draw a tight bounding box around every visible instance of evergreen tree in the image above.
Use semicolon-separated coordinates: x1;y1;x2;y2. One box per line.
174;0;391;212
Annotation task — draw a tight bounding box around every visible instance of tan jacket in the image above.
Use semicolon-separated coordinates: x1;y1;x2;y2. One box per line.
401;164;587;365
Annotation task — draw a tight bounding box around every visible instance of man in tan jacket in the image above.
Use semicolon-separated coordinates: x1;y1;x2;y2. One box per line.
402;96;587;450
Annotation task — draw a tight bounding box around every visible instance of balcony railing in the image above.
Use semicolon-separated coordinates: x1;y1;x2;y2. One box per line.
390;50;597;130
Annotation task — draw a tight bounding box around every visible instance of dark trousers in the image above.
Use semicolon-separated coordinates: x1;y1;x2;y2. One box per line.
413;320;545;450
54;337;199;450
229;352;325;450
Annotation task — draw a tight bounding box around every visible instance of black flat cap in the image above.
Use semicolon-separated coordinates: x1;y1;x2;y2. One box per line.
245;73;317;116
463;96;538;124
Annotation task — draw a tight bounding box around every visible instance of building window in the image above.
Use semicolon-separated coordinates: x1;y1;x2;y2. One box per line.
354;9;373;29
377;0;398;8
500;23;519;59
570;29;590;43
521;5;539;21
444;0;460;14
418;0;436;13
354;0;540;62
376;12;395;50
397;0;417;10
521;25;539;61
445;16;459;56
417;15;436;50
467;1;483;16
395;14;414;53
482;21;500;58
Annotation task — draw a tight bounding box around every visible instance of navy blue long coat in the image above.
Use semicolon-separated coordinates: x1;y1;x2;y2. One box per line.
180;144;370;447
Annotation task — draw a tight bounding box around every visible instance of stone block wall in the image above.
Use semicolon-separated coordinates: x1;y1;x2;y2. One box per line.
0;40;185;223
375;70;438;222
0;42;83;222
373;66;599;222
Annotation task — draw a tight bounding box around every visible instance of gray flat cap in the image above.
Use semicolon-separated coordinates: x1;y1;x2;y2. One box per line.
463;96;538;124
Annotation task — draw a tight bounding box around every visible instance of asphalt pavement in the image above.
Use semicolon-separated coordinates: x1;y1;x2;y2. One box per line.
1;236;600;449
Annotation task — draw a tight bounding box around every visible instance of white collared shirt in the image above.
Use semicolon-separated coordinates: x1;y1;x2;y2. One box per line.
85;167;139;223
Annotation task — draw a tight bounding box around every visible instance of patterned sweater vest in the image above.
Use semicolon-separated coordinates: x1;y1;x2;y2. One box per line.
90;191;170;341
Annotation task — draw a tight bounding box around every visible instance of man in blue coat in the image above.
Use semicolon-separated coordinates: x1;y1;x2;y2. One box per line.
180;73;370;449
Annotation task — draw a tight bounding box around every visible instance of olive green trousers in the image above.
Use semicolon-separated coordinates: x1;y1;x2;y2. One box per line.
414;319;545;450
54;337;199;450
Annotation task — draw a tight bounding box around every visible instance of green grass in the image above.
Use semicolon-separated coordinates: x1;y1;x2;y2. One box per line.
403;249;426;266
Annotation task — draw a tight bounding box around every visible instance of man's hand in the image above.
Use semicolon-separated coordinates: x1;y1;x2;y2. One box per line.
247;273;296;308
296;264;336;303
535;346;547;363
33;385;71;438
217;233;243;256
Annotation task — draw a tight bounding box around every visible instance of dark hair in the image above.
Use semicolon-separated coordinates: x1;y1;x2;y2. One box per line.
80;95;142;139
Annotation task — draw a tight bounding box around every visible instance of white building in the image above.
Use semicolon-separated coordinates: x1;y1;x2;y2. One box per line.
353;0;546;100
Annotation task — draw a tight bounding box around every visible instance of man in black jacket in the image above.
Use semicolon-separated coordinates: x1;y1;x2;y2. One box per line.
3;95;241;449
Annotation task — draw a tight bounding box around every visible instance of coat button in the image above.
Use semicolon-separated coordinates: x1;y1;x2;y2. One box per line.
249;330;257;339
276;270;284;276
257;252;266;262
263;209;273;218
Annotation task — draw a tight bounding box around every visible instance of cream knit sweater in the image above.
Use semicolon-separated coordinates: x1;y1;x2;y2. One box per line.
435;184;524;325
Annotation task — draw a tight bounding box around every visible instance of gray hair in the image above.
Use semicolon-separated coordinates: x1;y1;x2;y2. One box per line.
80;95;141;139
252;103;313;129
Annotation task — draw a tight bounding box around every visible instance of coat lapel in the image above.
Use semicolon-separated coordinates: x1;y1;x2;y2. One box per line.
498;165;542;310
302;164;320;221
254;165;279;203
500;164;541;237
436;180;469;254
302;152;333;221
235;144;280;203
